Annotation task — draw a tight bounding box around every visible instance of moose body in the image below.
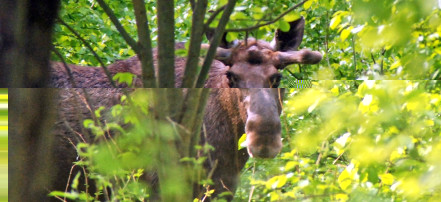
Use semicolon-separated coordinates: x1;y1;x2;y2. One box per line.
53;88;283;201
50;17;321;201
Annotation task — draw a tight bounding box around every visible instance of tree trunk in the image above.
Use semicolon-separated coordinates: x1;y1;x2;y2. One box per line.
0;0;60;87
9;89;57;201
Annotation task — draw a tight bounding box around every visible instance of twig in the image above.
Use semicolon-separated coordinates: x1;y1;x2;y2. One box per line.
57;17;117;88
370;53;377;65
224;0;310;32
52;47;78;88
285;68;301;80
204;5;226;31
351;35;356;74
95;0;139;52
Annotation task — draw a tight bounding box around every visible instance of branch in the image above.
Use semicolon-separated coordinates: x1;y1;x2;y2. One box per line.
189;0;195;10
52;47;78;88
132;0;156;87
224;0;309;32
95;0;139;52
181;0;208;87
156;0;175;87
196;0;238;87
204;5;226;31
57;17;117;88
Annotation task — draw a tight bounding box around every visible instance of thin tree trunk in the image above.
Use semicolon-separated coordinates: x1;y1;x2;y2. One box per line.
156;0;175;87
132;0;156;87
181;0;208;88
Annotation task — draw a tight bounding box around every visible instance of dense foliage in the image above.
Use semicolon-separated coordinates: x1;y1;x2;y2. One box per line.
53;0;440;81
236;80;441;201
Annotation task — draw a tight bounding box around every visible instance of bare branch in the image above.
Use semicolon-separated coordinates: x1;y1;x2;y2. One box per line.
225;0;309;32
204;5;226;31
95;0;139;52
52;48;78;88
181;0;208;87
132;0;156;87
196;0;238;87
57;17;117;88
189;0;195;10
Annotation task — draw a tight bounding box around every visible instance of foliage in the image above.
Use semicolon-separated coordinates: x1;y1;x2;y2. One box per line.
50;89;211;201
235;80;441;201
53;0;440;80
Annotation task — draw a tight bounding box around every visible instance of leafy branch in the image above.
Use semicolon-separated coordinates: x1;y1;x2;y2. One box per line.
57;17;117;88
224;0;310;32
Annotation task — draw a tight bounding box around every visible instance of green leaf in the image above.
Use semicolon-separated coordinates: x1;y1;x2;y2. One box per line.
83;119;94;128
379;173;394;185
226;32;238;42
283;12;300;22
113;72;135;86
303;0;313;9
340;27;352;41
279;20;290;32
330;16;341;30
94;106;105;118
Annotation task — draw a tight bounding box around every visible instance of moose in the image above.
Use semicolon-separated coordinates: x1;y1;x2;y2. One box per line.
50;17;321;88
49;17;321;201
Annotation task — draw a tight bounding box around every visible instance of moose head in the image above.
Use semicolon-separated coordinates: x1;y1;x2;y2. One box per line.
208;16;322;88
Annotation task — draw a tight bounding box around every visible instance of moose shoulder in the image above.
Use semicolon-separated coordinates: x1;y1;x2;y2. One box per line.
50;17;321;88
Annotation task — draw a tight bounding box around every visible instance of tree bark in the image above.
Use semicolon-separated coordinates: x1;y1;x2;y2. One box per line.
9;89;57;201
156;0;175;87
181;0;208;88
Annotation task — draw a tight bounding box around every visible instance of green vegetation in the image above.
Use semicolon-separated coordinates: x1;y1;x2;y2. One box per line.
0;90;7;202
53;0;440;80
236;81;441;201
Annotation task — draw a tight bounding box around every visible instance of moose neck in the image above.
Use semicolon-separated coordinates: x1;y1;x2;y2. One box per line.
202;89;248;170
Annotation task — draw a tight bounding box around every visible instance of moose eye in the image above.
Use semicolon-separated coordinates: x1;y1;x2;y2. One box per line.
226;71;240;88
268;73;282;88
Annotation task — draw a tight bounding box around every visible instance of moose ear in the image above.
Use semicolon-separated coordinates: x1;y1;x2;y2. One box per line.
205;28;237;49
272;16;305;51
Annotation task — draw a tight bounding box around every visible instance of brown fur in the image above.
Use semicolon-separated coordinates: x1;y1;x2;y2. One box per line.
50;44;229;88
51;88;283;201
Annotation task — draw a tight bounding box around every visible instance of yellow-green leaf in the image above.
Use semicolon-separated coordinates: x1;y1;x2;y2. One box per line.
338;169;352;191
330;16;341;30
283;12;300;22
340;27;352;41
303;0;313;9
279;20;290;32
379;173;394;185
390;60;401;70
238;133;247;150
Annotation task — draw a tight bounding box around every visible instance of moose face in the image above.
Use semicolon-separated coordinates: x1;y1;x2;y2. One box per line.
242;88;284;158
211;17;322;88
